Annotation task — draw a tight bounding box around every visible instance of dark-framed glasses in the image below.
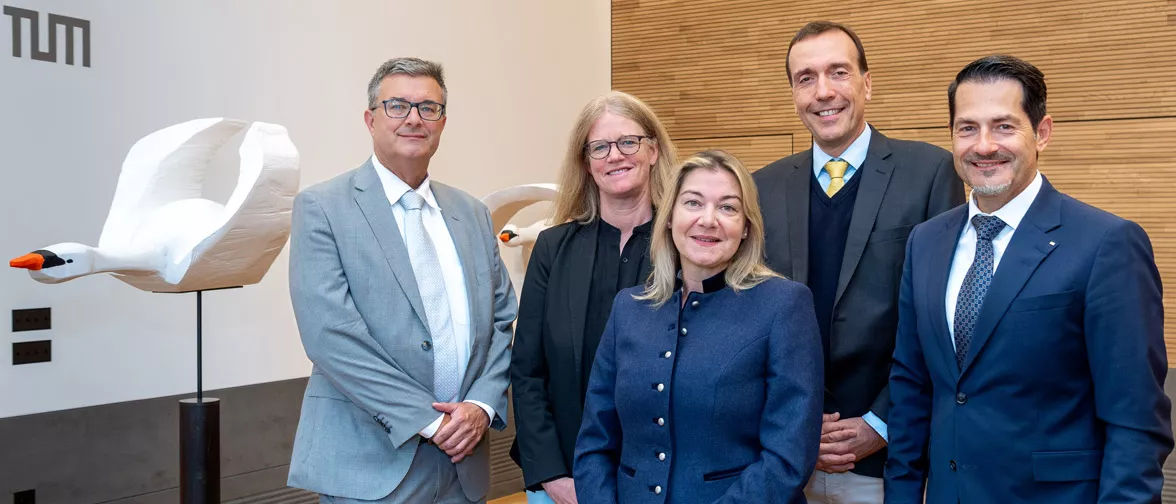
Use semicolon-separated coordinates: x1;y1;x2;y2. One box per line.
372;98;446;121
585;135;651;159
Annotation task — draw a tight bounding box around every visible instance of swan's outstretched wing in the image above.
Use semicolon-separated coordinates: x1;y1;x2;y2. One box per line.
98;118;248;249
482;183;560;233
168;121;300;291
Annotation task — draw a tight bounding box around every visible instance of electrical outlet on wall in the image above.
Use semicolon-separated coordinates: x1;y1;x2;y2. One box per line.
13;341;51;365
12;308;51;332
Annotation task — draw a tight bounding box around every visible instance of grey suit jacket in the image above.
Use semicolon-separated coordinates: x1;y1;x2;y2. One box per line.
286;159;518;501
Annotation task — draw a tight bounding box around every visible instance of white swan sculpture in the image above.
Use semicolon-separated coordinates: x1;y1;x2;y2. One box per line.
9;118;300;293
481;183;559;298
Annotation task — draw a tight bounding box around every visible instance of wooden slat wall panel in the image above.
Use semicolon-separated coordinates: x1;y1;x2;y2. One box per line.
1035;119;1176;357
613;0;1176;140
674;134;794;171
881;127;951;152
616;1;1176;359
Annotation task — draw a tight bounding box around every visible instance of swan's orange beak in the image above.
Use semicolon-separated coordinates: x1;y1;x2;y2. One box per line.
499;230;518;243
10;253;45;270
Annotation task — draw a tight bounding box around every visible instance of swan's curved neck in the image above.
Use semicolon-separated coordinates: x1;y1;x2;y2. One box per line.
90;247;164;275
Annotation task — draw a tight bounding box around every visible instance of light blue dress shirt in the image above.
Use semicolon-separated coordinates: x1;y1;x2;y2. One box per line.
811;124;871;192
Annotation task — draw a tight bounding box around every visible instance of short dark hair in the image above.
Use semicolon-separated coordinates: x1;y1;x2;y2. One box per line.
948;55;1047;130
785;21;869;86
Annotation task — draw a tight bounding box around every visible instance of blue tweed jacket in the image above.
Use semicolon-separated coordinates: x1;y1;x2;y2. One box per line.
574;274;823;503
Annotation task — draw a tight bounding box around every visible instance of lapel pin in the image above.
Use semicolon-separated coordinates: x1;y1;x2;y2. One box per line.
1049;241;1056;247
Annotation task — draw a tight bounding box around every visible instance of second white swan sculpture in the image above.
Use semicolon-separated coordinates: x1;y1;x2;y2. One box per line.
480;183;560;298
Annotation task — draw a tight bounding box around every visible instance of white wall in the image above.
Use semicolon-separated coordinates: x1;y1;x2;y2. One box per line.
0;0;610;418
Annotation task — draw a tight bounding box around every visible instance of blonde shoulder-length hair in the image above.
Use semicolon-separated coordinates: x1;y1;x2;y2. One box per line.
636;150;781;307
550;91;678;224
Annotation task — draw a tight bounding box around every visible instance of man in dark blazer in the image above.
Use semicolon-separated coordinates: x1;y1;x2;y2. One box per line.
753;21;964;503
886;54;1173;503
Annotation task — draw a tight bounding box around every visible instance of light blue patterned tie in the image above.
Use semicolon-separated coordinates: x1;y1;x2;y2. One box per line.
399;190;460;402
953;214;1007;369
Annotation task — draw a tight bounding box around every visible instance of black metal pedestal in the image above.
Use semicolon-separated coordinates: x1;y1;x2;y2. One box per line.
180;397;220;503
157;286;240;504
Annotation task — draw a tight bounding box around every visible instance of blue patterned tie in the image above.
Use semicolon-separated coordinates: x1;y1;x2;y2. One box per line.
399;190;460;402
953;214;1007;369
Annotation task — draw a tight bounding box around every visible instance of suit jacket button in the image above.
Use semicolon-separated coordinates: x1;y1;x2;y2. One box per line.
657;417;665;426
680;327;687;335
658;452;666;461
656;383;665;392
950;460;957;471
956;392;967;404
653;486;662;495
421;341;432;351
691;300;699;308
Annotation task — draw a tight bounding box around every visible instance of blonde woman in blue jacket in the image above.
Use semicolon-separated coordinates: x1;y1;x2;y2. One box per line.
574;150;824;503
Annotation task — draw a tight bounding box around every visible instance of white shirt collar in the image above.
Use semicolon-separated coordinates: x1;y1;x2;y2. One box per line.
812;123;872;175
371;154;439;210
966;171;1043;232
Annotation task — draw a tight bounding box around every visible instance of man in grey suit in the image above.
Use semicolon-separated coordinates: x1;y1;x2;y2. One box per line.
752;21;964;503
287;57;517;503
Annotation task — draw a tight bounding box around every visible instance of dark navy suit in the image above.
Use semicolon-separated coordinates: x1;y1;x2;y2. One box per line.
886;177;1173;503
574;275;823;503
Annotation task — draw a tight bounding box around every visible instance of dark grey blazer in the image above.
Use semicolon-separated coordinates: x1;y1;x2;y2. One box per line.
752;127;964;477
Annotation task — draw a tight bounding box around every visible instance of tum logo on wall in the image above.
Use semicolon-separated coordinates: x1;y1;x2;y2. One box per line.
3;5;90;67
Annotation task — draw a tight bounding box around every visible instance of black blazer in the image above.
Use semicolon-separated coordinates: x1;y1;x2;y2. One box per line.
751;127;964;477
509;219;652;490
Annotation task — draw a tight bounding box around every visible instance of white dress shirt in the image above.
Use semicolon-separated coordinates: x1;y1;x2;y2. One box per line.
946;171;1043;349
371;155;493;437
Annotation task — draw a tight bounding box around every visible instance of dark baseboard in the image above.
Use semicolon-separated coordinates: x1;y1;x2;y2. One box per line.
0;378;308;503
0;377;524;503
100;465;311;504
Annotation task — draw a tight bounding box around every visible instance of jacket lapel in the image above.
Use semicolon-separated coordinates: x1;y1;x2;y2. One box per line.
785;151;813;283
568;221;597;388
834;129;895;307
960;179;1062;375
352;163;430;330
928;207;969;382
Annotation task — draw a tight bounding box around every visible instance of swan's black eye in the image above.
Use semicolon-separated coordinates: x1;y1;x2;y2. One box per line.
66;259;74;264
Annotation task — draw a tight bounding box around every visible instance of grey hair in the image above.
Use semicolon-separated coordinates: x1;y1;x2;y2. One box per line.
366;57;448;109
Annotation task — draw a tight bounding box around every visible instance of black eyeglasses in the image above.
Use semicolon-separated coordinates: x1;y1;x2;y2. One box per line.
584;135;652;159
371;98;446;121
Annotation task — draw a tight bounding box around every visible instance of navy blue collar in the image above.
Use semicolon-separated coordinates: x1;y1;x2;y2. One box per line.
674;269;728;294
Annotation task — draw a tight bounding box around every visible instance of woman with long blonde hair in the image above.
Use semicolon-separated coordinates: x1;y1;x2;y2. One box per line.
510;91;677;504
574;150;824;503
